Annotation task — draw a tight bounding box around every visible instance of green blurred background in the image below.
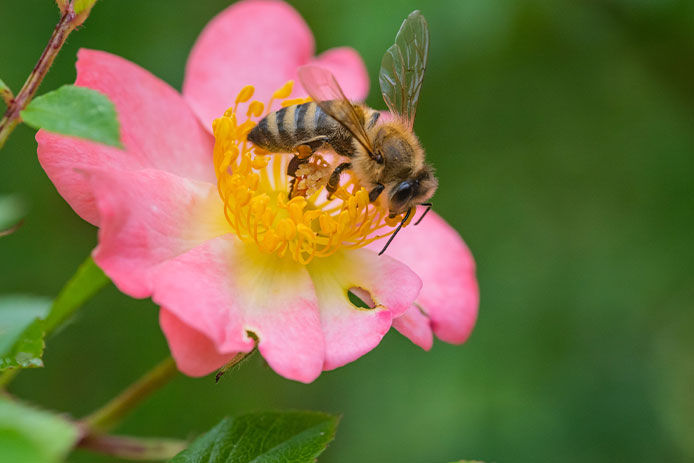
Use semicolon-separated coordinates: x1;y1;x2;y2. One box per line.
2;0;693;461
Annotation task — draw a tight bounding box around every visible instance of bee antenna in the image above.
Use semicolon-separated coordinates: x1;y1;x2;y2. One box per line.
378;207;413;256
414;203;432;226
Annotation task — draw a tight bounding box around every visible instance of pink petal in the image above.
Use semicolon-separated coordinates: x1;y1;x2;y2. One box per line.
37;133;128;225
392;305;434;351
87;168;228;298
308;249;422;370
75;49;216;182
160;308;240;377
153;236;325;383
38;49;215;224
370;208;479;344
183;0;368;130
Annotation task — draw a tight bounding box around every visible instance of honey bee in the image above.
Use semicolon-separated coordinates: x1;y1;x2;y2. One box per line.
247;11;436;254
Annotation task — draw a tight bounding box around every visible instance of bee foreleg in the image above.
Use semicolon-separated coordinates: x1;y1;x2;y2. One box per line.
368;184;385;202
326;162;352;197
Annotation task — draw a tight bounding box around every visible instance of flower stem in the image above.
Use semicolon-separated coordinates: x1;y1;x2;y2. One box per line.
0;4;78;149
76;352;252;458
77;433;187;461
83;357;179;433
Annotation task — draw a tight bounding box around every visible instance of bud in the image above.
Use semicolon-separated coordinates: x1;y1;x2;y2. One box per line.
72;0;98;27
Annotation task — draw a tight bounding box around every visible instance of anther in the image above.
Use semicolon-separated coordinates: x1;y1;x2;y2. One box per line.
272;81;294;99
235;85;255;104
247;100;264;118
277;218;296;240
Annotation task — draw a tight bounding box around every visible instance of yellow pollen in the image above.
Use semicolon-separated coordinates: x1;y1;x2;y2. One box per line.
212;82;411;265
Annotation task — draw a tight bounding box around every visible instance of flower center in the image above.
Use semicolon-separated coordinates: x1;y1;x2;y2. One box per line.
212;82;409;265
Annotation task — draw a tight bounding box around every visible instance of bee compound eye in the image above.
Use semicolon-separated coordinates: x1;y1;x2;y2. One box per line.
393;181;414;204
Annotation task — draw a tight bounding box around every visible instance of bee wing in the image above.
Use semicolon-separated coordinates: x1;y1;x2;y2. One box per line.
297;65;375;154
379;10;430;130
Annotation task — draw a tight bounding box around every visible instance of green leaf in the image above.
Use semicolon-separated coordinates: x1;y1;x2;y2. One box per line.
171;411;339;463
43;256;109;336
74;0;97;14
21;85;122;148
0;257;108;373
0;296;51;370
0;397;79;463
0;195;26;236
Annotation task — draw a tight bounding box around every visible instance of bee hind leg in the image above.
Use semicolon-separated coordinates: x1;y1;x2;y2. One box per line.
286;155;311;199
287;135;330;181
326;162;352;198
287;155;307;177
289;136;333;199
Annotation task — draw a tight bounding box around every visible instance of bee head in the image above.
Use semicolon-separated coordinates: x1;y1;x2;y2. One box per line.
388;164;438;215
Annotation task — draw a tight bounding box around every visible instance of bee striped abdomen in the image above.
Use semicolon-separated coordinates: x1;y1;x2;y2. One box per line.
248;107;291;152
293;103;311;142
248;102;356;157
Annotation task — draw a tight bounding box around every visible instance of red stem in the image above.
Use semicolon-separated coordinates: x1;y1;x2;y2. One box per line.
0;6;77;149
77;433;186;461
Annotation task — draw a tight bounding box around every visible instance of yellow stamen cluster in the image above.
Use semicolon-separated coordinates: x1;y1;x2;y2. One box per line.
212;83;408;265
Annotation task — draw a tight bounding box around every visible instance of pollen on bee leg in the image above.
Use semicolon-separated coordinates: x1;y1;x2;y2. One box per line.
294;156;331;197
296;144;313;159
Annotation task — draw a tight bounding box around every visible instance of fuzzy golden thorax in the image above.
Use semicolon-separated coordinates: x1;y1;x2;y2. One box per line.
352;120;437;215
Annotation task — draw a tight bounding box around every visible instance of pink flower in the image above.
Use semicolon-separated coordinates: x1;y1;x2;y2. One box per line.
36;0;478;383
